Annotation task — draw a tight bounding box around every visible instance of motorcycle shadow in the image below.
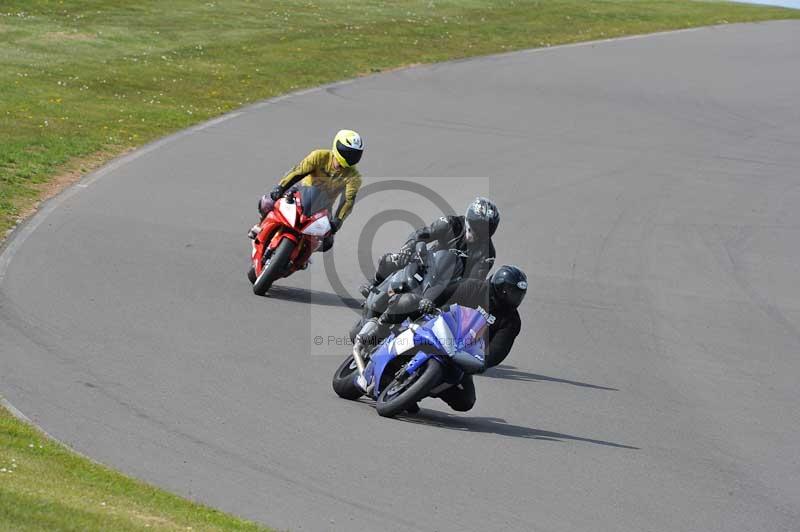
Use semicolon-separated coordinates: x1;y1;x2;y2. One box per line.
266;285;362;310
481;365;618;391
397;409;638;450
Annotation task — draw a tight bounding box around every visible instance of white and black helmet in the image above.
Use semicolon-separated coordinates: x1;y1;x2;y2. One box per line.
465;197;500;239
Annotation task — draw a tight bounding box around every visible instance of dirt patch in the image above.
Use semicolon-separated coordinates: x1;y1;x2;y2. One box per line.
358;62;422;77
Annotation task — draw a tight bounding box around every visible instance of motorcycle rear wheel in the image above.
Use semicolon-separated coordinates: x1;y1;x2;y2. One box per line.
253;238;294;295
332;355;365;400
376;359;443;418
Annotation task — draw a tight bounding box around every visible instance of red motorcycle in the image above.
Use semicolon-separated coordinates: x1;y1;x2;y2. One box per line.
248;185;332;295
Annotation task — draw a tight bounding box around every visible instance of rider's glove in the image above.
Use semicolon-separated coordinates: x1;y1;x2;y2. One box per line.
269;185;285;201
418;298;436;315
329;218;342;234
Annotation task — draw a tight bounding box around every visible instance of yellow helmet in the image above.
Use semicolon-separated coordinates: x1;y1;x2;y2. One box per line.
332;129;363;167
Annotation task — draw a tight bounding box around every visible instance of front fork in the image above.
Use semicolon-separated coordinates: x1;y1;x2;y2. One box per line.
252;244;272;274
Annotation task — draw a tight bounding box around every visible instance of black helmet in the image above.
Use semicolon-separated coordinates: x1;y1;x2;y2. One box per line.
490;265;527;309
465;197;500;240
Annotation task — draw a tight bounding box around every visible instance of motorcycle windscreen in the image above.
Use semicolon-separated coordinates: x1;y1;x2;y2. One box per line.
297;186;332;216
431;305;487;373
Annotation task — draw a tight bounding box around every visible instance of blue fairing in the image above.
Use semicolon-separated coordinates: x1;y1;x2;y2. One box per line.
405;351;432;374
367;340;395;396
366;305;488;397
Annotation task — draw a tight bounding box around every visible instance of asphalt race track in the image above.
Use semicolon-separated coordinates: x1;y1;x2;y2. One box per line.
2;21;799;532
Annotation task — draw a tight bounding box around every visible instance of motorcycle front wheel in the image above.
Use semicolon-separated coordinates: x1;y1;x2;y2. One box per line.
332;355;365;400
375;359;443;418
253;238;295;295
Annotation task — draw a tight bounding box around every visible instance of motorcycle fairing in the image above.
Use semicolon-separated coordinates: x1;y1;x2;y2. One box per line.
277;198;297;227
366;305;488;396
251;186;331;276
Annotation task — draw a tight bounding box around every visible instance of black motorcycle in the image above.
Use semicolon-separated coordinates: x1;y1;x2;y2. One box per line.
349;243;465;342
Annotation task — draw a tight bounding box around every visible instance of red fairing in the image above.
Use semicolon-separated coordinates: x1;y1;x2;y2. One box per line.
250;189;330;280
298;211;328;233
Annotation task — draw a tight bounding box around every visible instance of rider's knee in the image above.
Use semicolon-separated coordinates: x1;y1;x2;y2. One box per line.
448;396;475;412
447;400;475;412
441;386;476;412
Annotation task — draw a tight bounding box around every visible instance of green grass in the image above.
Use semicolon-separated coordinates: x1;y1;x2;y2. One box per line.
0;404;270;531
1;1;799;236
1;1;799;530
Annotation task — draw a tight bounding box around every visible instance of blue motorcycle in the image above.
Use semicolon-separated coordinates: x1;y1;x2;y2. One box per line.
332;304;488;417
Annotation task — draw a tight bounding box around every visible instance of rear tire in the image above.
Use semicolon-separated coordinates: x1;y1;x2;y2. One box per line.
253;238;295;295
247;266;257;284
376;359;443;418
332;355;364;400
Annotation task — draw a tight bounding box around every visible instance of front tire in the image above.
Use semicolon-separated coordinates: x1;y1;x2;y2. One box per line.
332;355;364;400
253;238;295;295
376;359;443;418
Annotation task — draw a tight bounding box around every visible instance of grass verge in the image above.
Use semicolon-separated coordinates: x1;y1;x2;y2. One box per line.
1;1;798;530
0;403;269;531
2;1;799;236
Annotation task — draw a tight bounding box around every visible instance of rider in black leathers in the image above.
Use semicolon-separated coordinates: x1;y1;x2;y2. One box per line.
349;247;465;345
356;265;527;413
360;197;500;297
